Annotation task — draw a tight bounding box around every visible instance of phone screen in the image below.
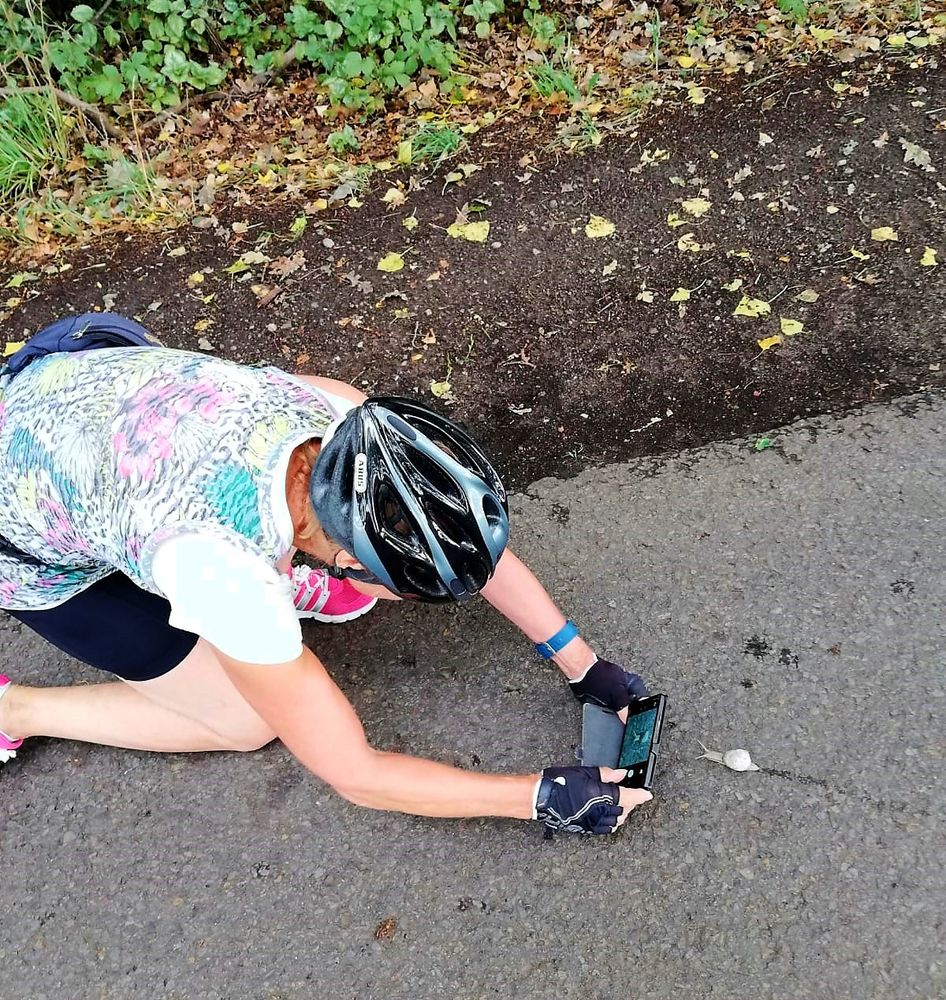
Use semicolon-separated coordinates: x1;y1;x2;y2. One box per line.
618;706;659;767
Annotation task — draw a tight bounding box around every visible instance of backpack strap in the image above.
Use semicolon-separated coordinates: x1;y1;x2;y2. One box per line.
3;312;162;376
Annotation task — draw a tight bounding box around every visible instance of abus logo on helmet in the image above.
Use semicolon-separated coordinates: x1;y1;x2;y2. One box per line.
354;453;368;493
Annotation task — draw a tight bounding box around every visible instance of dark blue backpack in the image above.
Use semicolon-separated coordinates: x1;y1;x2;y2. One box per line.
4;312;161;376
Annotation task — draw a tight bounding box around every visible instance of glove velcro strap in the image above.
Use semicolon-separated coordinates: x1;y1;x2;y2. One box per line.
534;775;558;815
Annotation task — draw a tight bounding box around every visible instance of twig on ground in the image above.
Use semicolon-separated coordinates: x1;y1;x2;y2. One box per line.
136;90;228;133
256;285;283;308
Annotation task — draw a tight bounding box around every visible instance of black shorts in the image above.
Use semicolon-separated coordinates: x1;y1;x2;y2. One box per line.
6;573;200;681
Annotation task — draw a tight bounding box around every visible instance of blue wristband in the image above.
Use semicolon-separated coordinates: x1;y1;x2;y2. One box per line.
535;620;579;660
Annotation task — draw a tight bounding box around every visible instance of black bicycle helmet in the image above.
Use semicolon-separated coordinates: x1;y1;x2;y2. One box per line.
309;396;509;601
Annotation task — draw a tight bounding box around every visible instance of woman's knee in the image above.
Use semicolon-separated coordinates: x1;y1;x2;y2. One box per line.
215;720;278;753
129;640;278;752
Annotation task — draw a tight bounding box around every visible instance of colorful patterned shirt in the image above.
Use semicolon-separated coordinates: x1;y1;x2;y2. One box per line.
0;347;333;611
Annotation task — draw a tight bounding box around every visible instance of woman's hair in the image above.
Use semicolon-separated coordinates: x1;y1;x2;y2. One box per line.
290;439;337;550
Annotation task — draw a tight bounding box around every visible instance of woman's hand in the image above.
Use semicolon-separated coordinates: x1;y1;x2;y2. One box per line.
533;765;653;834
569;658;649;722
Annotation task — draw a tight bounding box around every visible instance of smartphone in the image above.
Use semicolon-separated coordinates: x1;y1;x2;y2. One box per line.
618;694;666;789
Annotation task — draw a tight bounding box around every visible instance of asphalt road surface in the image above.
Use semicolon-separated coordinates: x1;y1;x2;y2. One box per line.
2;393;944;1000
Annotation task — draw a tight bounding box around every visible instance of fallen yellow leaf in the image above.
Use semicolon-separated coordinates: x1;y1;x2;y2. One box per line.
397;141;413;165
377;252;405;273
187;272;205;287
256;169;278;188
677;232;703;252
430;380;453;399
850;247;871;261
447;221;490;243
888;33;908;47
758;335;783;351
381;187;406;208
403;216;419;231
311;198;328;212
920;246;938;267
722;279;743;292
780;317;804;336
2;340;25;357
670;287;691;302
224;250;270;274
795;288;819;303
734;296;772;318
666;212;687;229
681;197;712;218
871;226;898;242
810;27;836;43
687;86;707;106
602;259;618;276
167;246;187;258
194;319;214;333
585;215;616;239
677;55;697;69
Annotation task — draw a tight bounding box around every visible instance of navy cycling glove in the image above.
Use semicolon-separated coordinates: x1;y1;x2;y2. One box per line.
569;657;649;713
533;766;623;834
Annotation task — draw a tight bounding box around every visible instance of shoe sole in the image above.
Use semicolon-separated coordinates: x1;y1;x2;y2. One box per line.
297;597;378;623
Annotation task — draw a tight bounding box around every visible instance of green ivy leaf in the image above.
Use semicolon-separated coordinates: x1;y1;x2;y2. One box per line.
147;0;173;13
340;50;365;78
92;64;124;103
162;46;190;83
71;4;95;23
777;0;808;23
78;22;99;47
324;20;343;42
166;12;186;41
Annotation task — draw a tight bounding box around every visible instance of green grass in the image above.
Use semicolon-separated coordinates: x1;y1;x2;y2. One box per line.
529;59;582;101
0;88;72;205
410;122;463;165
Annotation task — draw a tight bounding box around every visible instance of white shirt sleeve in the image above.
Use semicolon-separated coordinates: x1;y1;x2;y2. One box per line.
151;533;303;665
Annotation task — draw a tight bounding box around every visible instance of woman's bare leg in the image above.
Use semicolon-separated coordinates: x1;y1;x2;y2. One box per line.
0;639;275;753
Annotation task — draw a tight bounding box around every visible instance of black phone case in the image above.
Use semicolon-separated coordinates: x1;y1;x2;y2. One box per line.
579;703;626;766
578;697;667;791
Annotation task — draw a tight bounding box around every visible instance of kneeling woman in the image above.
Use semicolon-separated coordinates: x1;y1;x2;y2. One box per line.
0;328;651;834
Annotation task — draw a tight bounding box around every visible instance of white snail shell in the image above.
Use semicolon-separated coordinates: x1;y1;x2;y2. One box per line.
721;748;759;771
696;741;760;772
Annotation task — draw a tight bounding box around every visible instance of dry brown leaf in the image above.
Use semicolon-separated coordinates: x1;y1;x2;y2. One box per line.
270;252;306;278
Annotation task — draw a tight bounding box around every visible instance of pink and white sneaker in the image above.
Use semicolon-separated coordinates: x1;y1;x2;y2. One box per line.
0;675;23;764
289;565;377;623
